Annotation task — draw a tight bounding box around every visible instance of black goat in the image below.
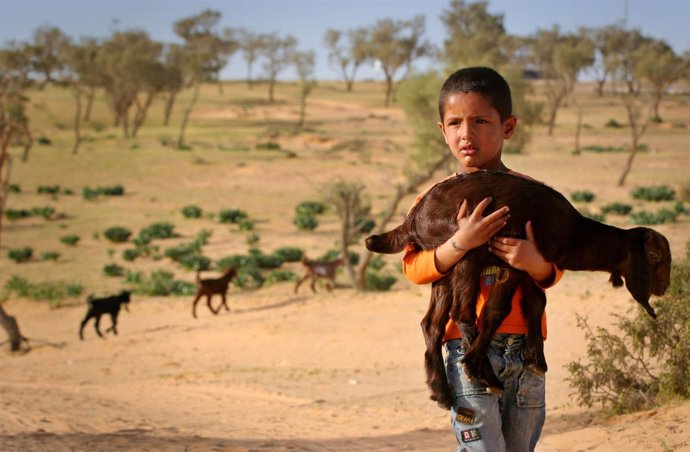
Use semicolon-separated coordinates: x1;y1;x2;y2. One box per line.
365;170;671;409
79;290;131;340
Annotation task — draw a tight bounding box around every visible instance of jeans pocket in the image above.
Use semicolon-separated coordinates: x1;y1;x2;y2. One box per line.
516;368;545;408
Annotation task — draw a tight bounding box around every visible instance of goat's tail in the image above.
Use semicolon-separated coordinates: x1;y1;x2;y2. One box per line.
365;225;410;254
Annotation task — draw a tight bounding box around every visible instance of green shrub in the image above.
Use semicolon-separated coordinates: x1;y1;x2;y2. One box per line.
630;208;678;225
4;208;31;220
60;235;80;246
104;226;132;243
234;265;265;288
601;202;633;215
605;118;624;128
8;247;33;263
31;206;56;219
294;212;318;231
103;263;125;277
246;232;260;245
8;184;21;193
255;141;281;150
37;185;60;195
296;200;326;216
41;251;61;261
4;276;83;307
365;272;397;291
37;135;52;145
217;254;258;269
128;269;196;296
253;252;283;269
673;201;689;215
265;270;298;285
567;256;690;414
122;248;141;262
178;254;211;271
355;217;376;234
570;190;595;203
369;255;386;271
82;184;125;200
139;222;176;240
631;185;675;202
322;249;359;266
218;208;249;224
581;145;627;153
272;246;303;262
164;242;200;262
238;219;255;231
181;204;203;218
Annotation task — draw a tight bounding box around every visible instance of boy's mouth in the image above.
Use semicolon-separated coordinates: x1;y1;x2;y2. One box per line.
459;145;477;156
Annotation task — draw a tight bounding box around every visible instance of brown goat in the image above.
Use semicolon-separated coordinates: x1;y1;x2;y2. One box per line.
192;267;237;318
366;170;671;409
294;255;345;293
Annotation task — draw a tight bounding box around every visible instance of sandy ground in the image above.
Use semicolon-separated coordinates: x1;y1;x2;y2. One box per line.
2;271;689;452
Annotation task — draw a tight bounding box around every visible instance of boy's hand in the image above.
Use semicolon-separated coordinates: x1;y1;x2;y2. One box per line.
434;197;509;274
489;221;554;283
452;197;510;251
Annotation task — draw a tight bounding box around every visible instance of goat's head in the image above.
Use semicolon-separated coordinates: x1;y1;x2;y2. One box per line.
616;228;671;319
120;290;131;312
222;266;237;279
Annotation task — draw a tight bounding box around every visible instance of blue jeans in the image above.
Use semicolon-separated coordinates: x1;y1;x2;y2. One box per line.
444;335;545;452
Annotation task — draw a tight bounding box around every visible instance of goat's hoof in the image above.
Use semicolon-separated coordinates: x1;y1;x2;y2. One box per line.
525;363;547;376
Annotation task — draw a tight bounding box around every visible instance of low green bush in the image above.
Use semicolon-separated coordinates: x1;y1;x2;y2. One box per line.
218;208;248;224
41;251;61;261
365;272;397;291
294;212;318;231
60;235;80;246
4;275;83;307
37;185;60;195
139;222;176;240
104;226;132;243
82;184;125;200
630;208;678;225
4;208;31;220
601;202;633;215
605;118;624;128
8;247;33;263
31;206;56;220
296;200;326;216
122;248;141;262
181;204;203;218
178;254;211;271
272;246;303;262
631;185;675;202
265;270;298;285
8;184;21;193
127;269;196;296
571;190;595;203
103;263;125;277
567;250;690;414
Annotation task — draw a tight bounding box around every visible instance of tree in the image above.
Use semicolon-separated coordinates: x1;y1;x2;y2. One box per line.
173;10;228;148
238;29;264;89
368;15;432;106
292;50;316;128
586;25;621;97
440;0;540;154
529;26;594;136
323;27;368;92
0;45;34;161
259;33;297;103
0;303;29;352
633;39;683;122
160;44;185;126
29;25;70;89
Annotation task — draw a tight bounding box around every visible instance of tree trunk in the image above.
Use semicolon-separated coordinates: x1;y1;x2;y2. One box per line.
163;92;177;126
384;74;394;107
0;304;28;352
268;77;276;103
0;125;13;249
20;124;33;162
82;88;95;122
132;92;155;138
177;83;201;149
71;87;83;155
573;101;583;155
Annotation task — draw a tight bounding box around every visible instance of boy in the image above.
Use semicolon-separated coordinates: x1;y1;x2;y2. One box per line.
403;67;563;452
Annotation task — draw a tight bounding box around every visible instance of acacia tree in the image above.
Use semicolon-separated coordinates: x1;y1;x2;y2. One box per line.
530;26;594;136
260;33;297;103
368;15;432;106
633;39;683;122
29;25;70;89
160;44;185;126
323;27;369;92
292;50;316;128
586;25;621;96
0;46;34;161
238;29;264;89
441;0;540;154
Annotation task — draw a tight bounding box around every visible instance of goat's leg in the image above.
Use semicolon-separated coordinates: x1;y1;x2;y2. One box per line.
325;278;334;292
450;256;482;354
220;292;230;312
94;314;104;338
519;279;548;374
421;278;454;410
79;313;93;340
106;312;118;335
192;292;203;318
207;295;219;315
463;268;522;391
310;277;317;293
294;274;309;294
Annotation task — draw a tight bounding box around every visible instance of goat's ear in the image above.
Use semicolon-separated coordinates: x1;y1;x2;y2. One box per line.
623;244;656;318
609;271;624;288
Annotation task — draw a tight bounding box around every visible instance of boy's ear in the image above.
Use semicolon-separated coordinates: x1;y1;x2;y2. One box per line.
503;115;517;139
437;121;448;143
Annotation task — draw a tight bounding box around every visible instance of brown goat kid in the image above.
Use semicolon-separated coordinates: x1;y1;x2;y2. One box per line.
192;267;237;318
294;255;345;293
366;170;671;409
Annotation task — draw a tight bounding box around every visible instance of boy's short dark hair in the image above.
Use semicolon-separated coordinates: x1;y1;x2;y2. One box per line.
438;66;513;122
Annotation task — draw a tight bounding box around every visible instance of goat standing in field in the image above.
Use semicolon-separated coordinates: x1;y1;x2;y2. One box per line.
79;290;131;340
366;170;671;409
294;255;345;293
192;267;237;318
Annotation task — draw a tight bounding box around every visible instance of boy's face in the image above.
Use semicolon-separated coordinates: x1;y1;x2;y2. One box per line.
438;92;516;173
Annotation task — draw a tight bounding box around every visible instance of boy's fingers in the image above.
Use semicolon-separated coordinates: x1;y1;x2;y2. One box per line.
471;197;493;218
456;199;468;220
525;221;535;242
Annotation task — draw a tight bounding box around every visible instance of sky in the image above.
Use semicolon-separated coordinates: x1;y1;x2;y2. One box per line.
2;0;689;80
